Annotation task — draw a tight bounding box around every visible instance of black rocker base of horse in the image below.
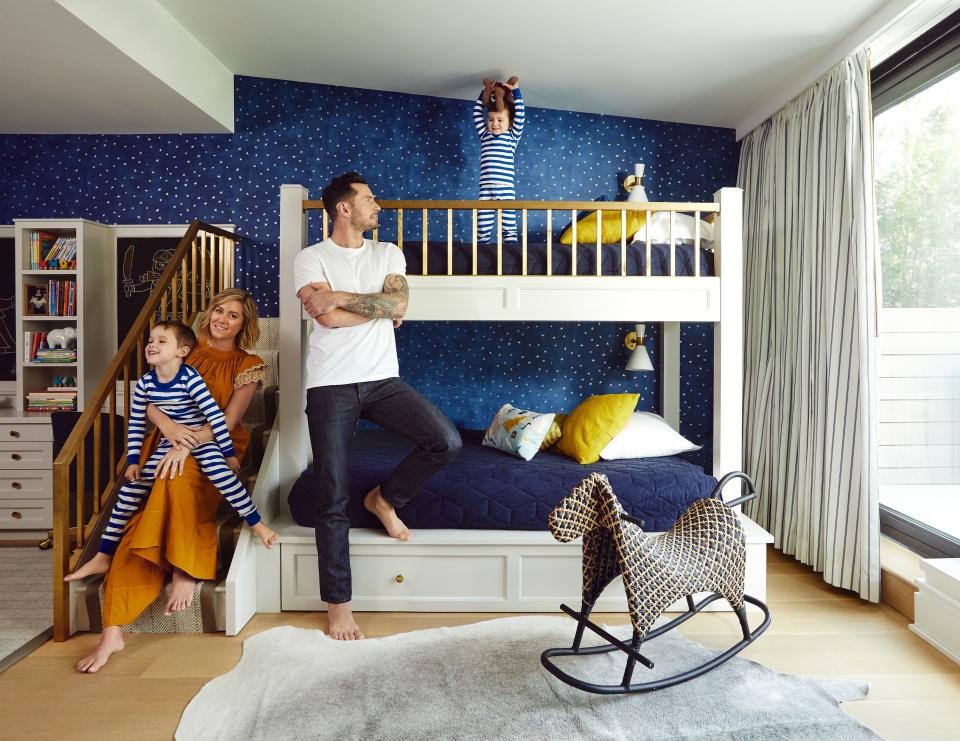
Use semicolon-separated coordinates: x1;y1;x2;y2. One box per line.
540;593;772;694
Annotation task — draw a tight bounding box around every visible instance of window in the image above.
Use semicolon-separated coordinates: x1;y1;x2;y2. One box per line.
873;10;960;557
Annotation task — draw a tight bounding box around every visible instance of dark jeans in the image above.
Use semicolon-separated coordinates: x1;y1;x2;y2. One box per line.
305;377;462;604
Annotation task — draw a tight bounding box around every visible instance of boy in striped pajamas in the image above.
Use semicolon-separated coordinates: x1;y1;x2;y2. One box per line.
96;321;278;556
473;76;525;242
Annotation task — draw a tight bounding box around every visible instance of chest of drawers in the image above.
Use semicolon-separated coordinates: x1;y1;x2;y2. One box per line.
0;410;53;541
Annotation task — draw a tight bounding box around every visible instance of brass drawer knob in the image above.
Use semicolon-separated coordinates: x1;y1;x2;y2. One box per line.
12;482;22;490
395;574;404;584
9;430;20;438
11;454;21;461
11;511;22;520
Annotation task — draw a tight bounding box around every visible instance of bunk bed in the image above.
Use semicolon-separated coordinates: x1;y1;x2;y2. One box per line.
221;187;773;635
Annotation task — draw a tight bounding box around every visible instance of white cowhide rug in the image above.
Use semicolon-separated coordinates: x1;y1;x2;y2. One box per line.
176;616;879;740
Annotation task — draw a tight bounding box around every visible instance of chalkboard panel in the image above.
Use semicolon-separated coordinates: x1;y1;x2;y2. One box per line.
115;236;219;343
0;238;16;381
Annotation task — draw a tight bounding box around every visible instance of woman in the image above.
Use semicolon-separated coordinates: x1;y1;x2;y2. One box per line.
67;288;269;672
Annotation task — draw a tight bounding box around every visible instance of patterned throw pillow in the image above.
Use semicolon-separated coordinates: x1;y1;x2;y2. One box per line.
540;412;567;450
483;404;557;461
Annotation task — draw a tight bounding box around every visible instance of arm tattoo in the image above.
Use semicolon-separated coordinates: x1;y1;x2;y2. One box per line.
384;274;409;300
341;275;409;319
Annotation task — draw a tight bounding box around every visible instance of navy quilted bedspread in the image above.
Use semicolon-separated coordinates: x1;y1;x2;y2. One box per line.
403;240;714;276
287;429;718;532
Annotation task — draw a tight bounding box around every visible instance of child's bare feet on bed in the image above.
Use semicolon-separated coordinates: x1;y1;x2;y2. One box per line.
64;552;112;582
364;486;411;541
164;568;195;615
327;601;364;640
75;625;124;673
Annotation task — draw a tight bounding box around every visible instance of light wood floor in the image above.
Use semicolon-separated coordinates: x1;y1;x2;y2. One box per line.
2;547;959;741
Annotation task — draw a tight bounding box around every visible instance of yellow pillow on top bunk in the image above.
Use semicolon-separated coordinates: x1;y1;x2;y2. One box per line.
559;209;645;245
553;394;640;464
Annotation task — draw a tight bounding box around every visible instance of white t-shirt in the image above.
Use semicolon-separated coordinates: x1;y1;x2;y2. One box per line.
293;238;407;389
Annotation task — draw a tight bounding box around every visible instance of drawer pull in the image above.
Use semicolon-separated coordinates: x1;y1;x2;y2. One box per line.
12;481;22;490
11;453;21;461
9;430;20;438
11;511;21;520
395;574;404;584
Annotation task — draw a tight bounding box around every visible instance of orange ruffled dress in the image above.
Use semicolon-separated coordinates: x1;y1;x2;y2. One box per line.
101;343;266;627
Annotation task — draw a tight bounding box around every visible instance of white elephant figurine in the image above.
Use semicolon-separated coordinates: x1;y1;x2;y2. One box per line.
46;326;77;350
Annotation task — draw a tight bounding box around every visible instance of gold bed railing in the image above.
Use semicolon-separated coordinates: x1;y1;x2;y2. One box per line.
52;220;240;642
302;199;719;278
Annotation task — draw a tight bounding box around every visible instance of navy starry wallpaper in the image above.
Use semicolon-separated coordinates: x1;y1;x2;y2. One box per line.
0;75;738;470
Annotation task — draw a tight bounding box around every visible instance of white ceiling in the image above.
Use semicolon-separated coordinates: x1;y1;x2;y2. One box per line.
0;0;230;134
155;0;904;133
0;0;955;136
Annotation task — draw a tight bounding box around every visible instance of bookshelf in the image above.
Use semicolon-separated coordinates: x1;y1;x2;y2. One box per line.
14;219;116;414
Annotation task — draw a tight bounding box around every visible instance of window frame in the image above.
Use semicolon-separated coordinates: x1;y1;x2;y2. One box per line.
873;8;960;560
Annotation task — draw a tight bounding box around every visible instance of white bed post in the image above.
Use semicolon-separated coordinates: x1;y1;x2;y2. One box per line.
279;184;310;510
661;323;680;429
712;187;744;487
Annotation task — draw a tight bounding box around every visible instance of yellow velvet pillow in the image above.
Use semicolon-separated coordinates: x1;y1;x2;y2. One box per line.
559;209;645;245
554;394;640;464
540;412;567;450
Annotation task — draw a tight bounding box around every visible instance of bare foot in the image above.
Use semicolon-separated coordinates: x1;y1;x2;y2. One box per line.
164;568;196;615
64;552;112;582
327;601;364;641
250;521;279;549
75;626;124;673
363;486;411;541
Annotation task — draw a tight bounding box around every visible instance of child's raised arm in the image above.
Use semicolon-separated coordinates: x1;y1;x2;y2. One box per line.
508;82;525;140
473;81;493;137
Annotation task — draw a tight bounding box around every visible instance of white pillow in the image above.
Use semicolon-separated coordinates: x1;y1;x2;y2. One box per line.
599;412;700;459
630;212;714;244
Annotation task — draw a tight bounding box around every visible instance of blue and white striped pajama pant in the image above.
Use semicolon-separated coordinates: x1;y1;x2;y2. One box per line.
98;440;253;554
478;184;518;243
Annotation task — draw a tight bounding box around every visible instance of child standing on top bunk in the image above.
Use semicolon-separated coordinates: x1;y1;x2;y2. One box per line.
473;75;525;242
65;321;278;583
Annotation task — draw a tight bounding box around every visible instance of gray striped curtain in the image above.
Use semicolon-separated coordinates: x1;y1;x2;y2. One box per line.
738;50;880;601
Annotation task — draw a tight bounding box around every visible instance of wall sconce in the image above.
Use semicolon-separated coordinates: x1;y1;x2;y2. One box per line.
622;163;648;202
624;323;653;371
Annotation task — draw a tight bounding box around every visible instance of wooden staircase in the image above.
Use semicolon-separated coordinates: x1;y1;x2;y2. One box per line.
52;221;241;641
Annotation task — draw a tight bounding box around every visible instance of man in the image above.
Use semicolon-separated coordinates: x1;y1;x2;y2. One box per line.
293;172;462;641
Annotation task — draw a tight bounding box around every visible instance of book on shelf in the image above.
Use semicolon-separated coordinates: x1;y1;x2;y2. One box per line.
34;349;77;363
25;280;76;316
26;388;77;412
23;331;77;363
29;231;58;270
37;235;77;270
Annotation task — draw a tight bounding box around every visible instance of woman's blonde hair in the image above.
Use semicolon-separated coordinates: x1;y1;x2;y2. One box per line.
196;288;261;350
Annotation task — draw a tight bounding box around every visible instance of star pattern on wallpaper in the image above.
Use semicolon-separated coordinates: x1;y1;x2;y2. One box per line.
0;75;737;470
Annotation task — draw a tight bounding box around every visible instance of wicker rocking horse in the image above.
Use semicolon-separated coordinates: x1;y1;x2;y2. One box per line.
540;471;771;694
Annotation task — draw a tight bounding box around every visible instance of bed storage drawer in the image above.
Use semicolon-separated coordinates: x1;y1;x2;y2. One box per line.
270;515;771;614
281;543;509;610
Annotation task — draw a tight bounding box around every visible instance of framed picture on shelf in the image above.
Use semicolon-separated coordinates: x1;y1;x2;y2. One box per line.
26;285;48;316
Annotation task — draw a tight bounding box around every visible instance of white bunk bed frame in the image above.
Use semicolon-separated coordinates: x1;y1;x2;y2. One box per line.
222;186;773;636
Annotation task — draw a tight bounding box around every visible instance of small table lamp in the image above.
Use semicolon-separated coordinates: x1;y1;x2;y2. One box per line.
625;323;653;371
